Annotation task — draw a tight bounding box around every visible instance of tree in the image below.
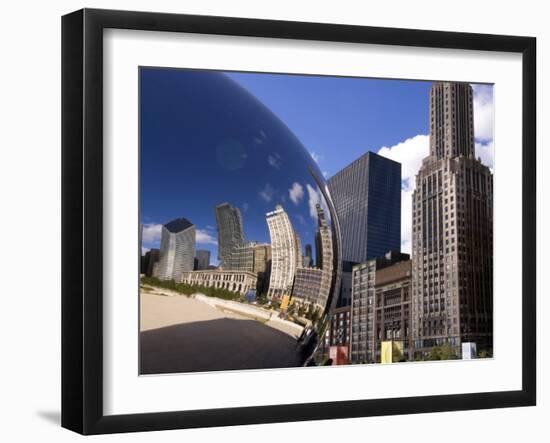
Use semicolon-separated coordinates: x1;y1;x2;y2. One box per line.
427;342;456;361
478;349;492;359
392;345;406;363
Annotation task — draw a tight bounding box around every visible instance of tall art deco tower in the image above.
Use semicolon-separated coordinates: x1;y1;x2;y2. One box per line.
411;82;493;357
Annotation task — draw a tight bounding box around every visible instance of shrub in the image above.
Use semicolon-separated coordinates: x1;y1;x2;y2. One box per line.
140;276;242;301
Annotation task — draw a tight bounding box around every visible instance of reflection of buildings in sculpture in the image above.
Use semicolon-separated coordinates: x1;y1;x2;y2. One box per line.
156;218;196;281
194;249;210;270
266;205;298;299
373;260;412;362
215;202;245;267
252;244;271;274
303;244;313;268
224;241;255;272
225;242;271;274
291;267;323;307
180;270;257;296
350;251;410;364
290;204;334;310
141;248;160;277
327;151;401;264
294;232;302;273
224;241;272;294
412;82;493;357
316;204;334;310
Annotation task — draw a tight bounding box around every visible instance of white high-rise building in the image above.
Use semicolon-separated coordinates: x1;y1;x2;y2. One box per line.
156;218;196;282
266;205;298;299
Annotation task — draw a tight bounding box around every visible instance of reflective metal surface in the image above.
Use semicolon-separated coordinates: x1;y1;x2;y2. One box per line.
140;69;342;371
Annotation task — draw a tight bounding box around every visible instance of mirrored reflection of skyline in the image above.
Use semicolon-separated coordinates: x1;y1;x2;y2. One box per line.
140;68;332;265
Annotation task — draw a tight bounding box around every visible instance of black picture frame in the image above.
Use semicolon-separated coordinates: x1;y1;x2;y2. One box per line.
61;8;537;435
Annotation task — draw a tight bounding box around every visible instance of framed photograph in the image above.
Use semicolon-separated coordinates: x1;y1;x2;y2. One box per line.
61;8;536;435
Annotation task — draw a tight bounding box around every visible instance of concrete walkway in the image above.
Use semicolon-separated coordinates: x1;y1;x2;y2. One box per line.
140;291;302;374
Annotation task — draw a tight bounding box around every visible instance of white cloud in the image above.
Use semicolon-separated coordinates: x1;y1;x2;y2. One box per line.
378;134;429;192
196;229;218;245
475;140;494;171
141;223;162;244
294;214;306;226
378;134;430;254
259;183;275;202
472;84;494;142
267;153;281;169
306;184;330;221
310;151;322;163
141;246;150;255
288;182;304;205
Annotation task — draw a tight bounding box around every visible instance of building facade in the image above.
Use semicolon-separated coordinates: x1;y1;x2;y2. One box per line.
194;249;210;270
180;270;257;296
411;82;493;357
336;260;357;308
156;218;196;282
266;205;298;299
315;204;334;311
349;251;410;364
327;151;401;263
215;202;245;268
224;242;272;273
291;267;323;307
141;248;159;277
319;306;351;365
373;260;412;362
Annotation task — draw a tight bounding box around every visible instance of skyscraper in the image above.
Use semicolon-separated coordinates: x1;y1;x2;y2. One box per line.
194;249;210;270
327;151;401;263
215;203;245;268
266;205;298;299
411;82;493;357
156;218;196;281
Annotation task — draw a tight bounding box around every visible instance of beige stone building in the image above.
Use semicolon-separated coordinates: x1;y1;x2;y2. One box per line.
180;270;257;296
411;82;493;357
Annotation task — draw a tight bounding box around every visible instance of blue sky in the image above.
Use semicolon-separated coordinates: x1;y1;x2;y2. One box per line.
226;73;432;178
141;69;494;260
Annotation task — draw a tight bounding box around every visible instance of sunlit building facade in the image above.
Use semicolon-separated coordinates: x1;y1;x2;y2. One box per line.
266;205;298;299
411;82;493;357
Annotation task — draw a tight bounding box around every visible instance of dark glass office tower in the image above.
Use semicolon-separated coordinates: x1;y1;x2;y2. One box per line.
327;151;401;264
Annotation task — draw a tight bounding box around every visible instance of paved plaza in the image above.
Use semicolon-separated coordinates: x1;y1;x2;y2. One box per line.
140;291;302;374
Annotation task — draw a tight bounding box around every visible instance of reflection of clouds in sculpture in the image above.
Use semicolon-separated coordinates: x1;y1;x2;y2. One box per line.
140;69;340;367
259;183;275;202
306;184;330;221
289;182;304;205
216;139;248;171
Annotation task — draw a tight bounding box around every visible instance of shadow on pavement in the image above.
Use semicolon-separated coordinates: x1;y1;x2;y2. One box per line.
140;317;302;374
